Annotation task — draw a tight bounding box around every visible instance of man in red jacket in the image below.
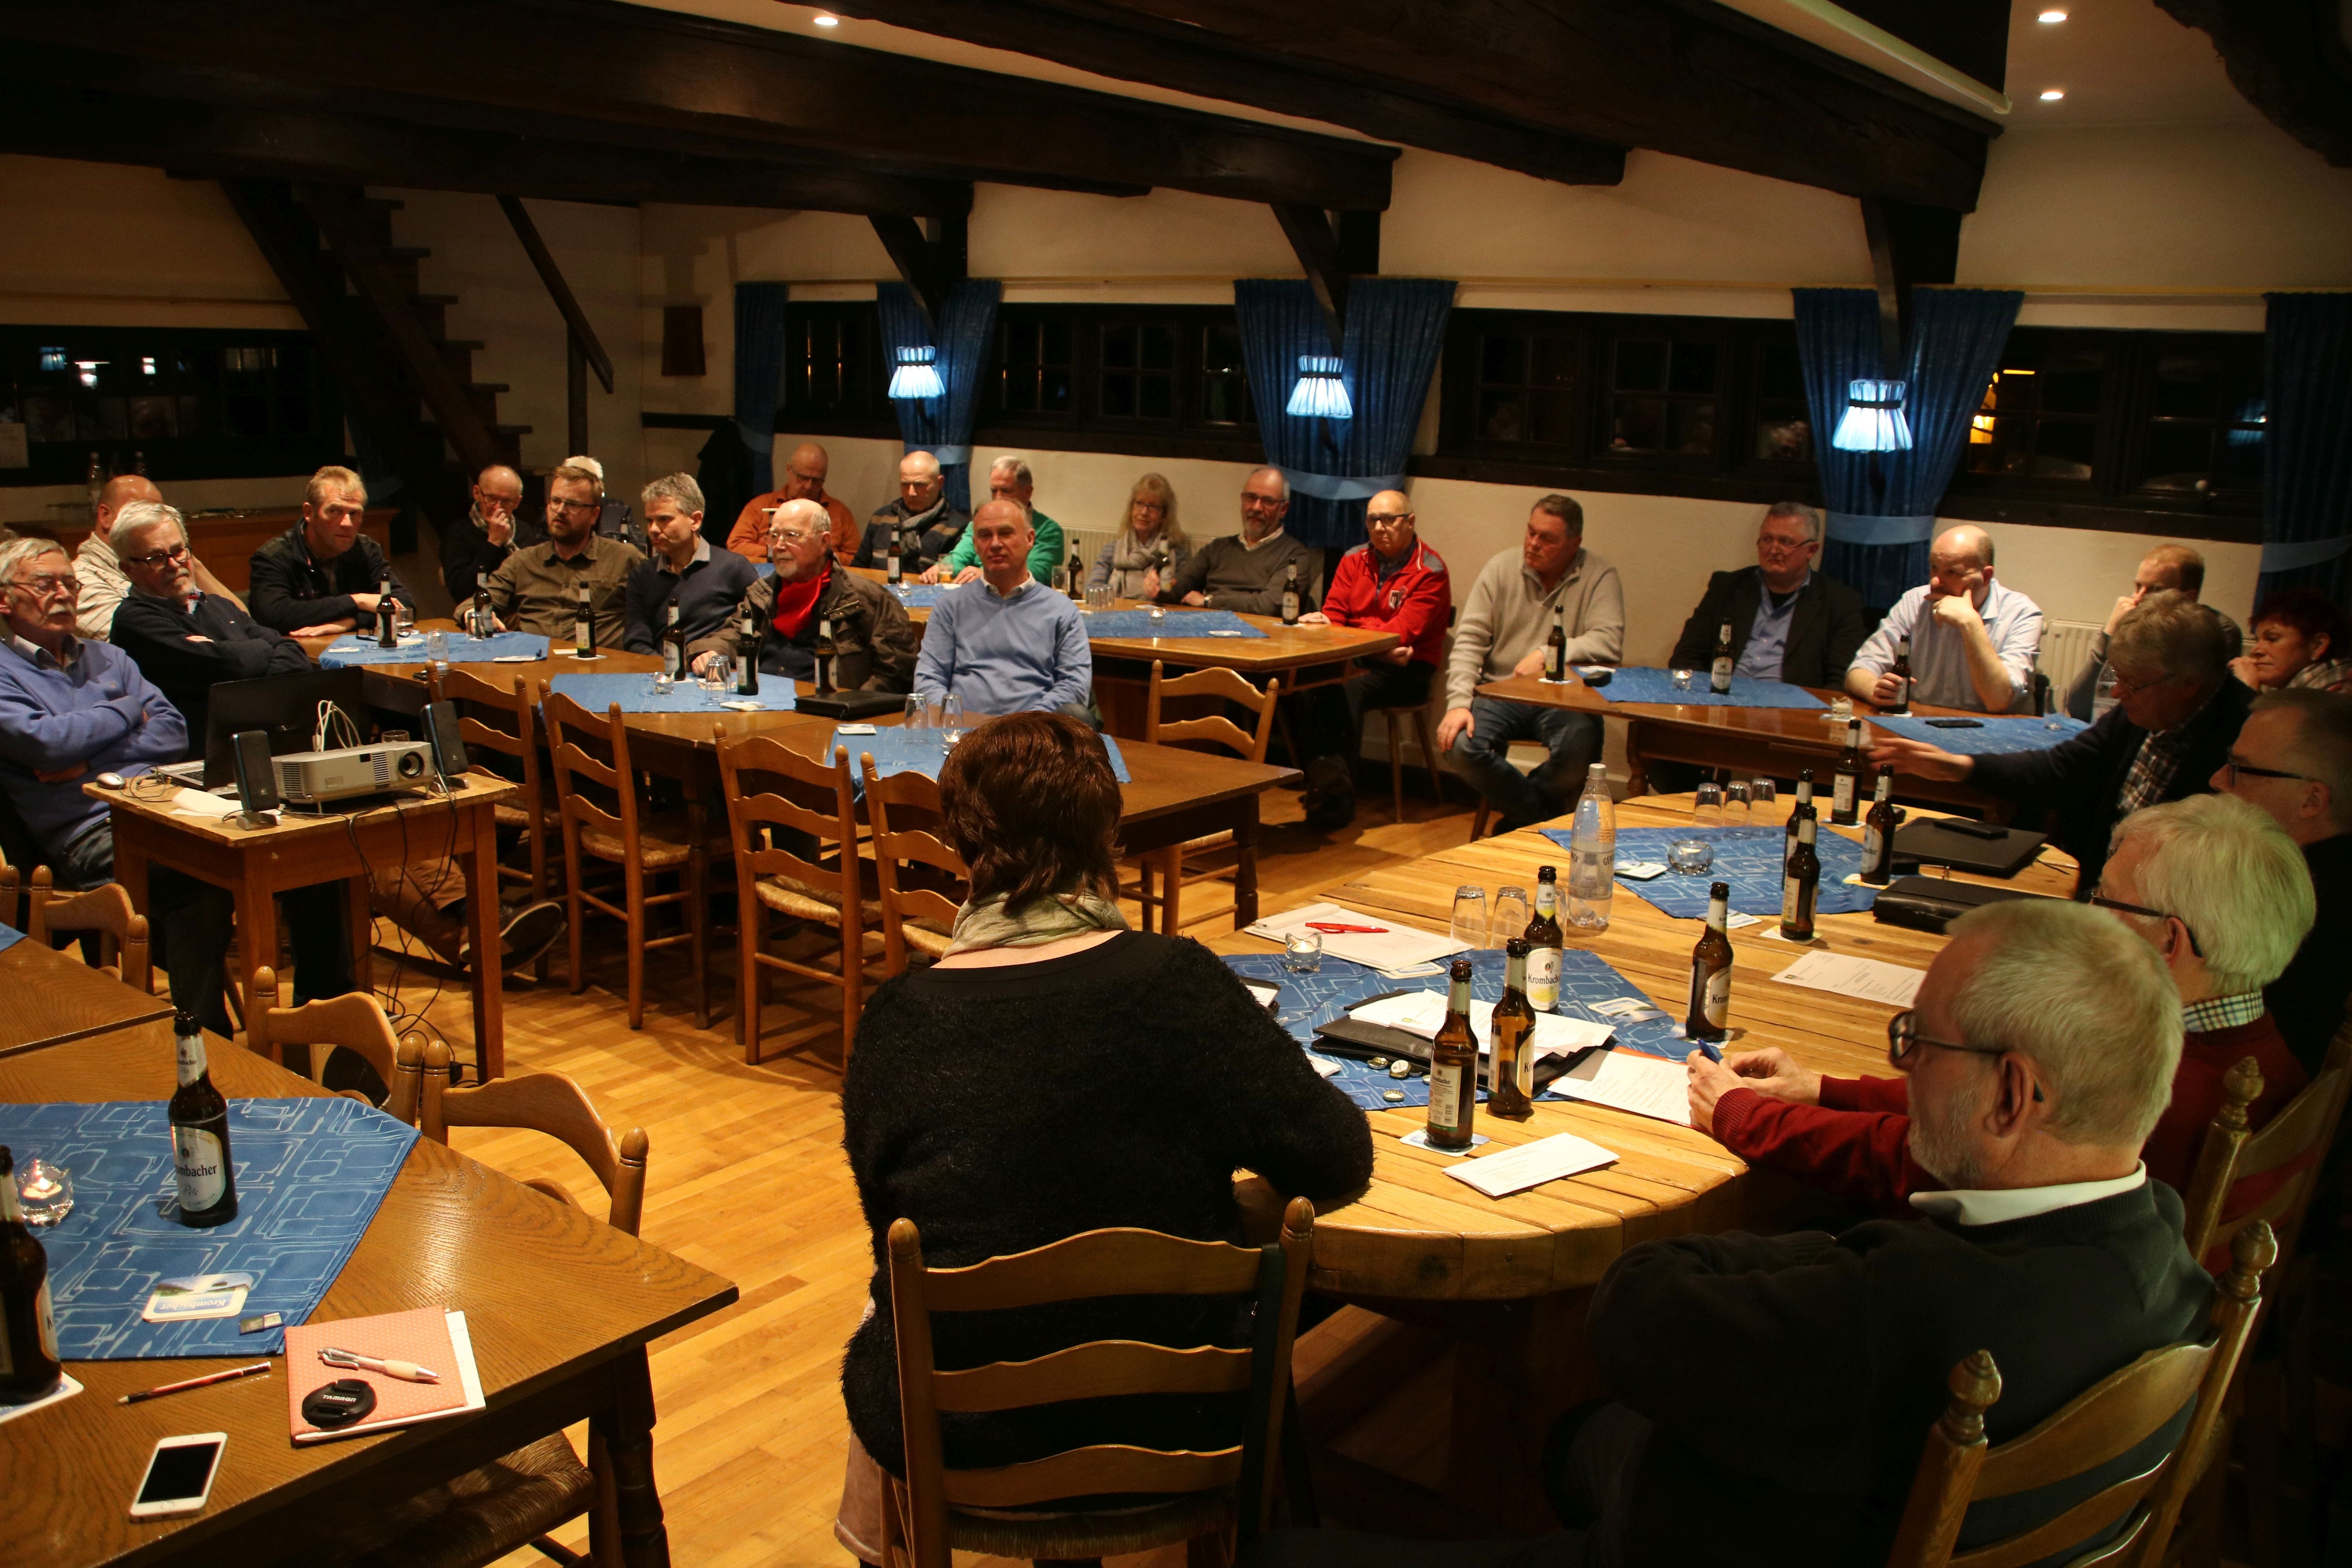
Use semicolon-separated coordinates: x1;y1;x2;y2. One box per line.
1691;792;2315;1267
1292;490;1451;831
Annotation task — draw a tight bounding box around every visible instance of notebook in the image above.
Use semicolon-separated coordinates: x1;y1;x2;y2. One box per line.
285;1307;485;1444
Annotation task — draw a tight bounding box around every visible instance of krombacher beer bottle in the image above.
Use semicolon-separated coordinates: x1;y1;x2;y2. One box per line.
573;581;595;657
886;529;905;586
1886;637;1913;715
662;601;686;680
735;610;761;697
1831;719;1864;825
376;575;398;648
1861;764;1900;886
1543;603;1567;682
1425;959;1479;1152
1784;767;1817;872
1709;621;1735;694
1686;882;1733;1044
1489;940;1537;1121
1280;564;1301;626
0;1146;62;1401
1524;866;1564;1012
1782;815;1820;942
168;1010;237;1228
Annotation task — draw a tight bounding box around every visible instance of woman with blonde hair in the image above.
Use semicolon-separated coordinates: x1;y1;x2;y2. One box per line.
1087;472;1190;599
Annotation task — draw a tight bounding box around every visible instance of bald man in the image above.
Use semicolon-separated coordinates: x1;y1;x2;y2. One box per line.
725;442;858;565
440;463;532;603
74;474;240;638
1846;525;2043;713
853;450;969;577
1157;466;1322;616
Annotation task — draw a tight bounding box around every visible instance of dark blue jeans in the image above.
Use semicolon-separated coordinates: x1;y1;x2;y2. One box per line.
1450;696;1603;832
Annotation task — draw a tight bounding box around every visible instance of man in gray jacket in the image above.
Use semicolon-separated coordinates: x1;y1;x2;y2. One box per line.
1156;467;1321;617
1438;494;1625;833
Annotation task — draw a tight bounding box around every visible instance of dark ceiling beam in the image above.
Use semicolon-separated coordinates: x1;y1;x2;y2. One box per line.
1041;0;1991;209
826;0;1624;188
0;0;1398;210
868;213;970;325
2155;0;2352;167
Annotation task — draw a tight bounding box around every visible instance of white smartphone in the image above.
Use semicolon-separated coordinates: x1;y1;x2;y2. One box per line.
128;1432;226;1519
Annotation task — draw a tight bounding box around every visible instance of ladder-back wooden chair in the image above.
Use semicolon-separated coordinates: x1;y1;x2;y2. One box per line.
880;1196;1317;1568
1883;1221;2276;1568
1;851;19;931
431;666;556;907
716;729;873;1068
26;865;150;995
1127;660;1279;935
541;684;717;1031
860;753;968;980
245;965;428;1125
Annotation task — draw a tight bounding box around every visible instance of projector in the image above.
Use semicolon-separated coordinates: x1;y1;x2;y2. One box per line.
273;742;433;804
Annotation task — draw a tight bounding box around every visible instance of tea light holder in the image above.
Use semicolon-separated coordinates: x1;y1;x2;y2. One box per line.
18;1156;72;1227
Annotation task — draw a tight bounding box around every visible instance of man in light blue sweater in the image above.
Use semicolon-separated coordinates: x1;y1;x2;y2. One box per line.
913;501;1094;723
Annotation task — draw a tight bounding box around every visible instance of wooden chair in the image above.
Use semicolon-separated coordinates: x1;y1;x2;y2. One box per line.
1127;660;1280;935
716;730;874;1068
1883;1221;2277;1568
879;1196;1317;1568
1;851;18;931
1367;697;1446;825
319;1039;650;1568
1468;742;1552;842
26;864;150;995
541;684;719;1031
432;666;557;908
245;965;428;1125
860;754;967;979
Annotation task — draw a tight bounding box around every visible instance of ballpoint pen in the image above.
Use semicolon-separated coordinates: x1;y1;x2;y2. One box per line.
1305;922;1388;935
119;1361;273;1405
319;1347;440;1383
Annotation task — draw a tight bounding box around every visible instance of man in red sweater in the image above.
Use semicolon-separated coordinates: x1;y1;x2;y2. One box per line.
1292;490;1451;831
1693;793;2316;1261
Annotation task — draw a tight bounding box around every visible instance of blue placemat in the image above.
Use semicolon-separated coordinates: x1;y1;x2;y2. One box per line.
0;1097;419;1358
0;921;21;954
1541;824;1879;919
319;632;550;669
546;671;795;715
883;583;946;609
1080;608;1266;641
1223;947;1686;1111
1871;713;2089;755
835;727;1129;795
1588;666;1826;710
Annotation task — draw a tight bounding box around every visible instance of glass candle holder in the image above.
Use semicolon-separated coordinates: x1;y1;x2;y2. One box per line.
1667;838;1714;875
17;1156;72;1227
1670;669;1694;691
1283;929;1323;973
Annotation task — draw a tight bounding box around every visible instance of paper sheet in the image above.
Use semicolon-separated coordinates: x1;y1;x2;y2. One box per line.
1447;1133;1619;1198
171;787;244;820
1770;949;1925;1008
1546;1048;1693;1126
1246;902;1462;971
1347;991;1613;1060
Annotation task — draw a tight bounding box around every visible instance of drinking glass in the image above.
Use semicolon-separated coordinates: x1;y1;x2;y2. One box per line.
392;601;417;639
1723;780;1752;827
1668;838;1714;875
652;668;675;696
1828;695;1855;722
904;694;931;730
1491;886;1530;944
1283;930;1323;973
1448;886;1488;952
16;1156;72;1227
701;654;732;692
425;629;449;682
1148;604;1167;627
1750;778;1777;809
1693;782;1725;832
1085;583;1113;613
940;694;966;743
1670;668;1694;691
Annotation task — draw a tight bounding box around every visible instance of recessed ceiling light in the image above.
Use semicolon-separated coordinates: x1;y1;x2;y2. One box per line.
2040;88;2065;101
2038;9;2067;22
813;12;840;24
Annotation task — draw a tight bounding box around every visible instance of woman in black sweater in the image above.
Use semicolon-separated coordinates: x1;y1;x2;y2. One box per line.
837;711;1372;1523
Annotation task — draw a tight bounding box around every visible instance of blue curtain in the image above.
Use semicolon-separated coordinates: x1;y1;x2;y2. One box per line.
1233;278;1455;552
733;282;790;497
1793;286;2022;612
877;279;1002;514
2256;292;2352;611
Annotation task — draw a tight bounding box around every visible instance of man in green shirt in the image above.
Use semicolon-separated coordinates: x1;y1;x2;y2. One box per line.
922;455;1067;587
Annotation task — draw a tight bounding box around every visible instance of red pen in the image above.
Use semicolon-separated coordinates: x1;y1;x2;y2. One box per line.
1305;922;1388;935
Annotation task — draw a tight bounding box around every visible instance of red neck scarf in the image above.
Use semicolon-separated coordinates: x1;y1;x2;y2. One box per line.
769;561;831;640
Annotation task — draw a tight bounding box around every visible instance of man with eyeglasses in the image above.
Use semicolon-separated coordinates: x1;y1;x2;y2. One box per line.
726;442;858;566
2215;688;2352;1073
1667;501;1867;689
105;501;309;744
247;465;416;639
1288;490;1450;831
1873;590;2250;895
923;456;1067;588
1156;467;1322;617
1846;524;2042;713
438;463;532;604
477;461;644;644
621;473;757;661
72;473;242;640
852;450;969;578
697;499;916;690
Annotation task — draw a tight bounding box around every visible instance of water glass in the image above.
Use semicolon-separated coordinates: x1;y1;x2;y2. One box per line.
1693;782;1726;832
16;1155;71;1227
425;629;450;682
1491;886;1530;944
1283;929;1323;973
1448;885;1488;951
1670;668;1694;692
904;694;931;730
701;653;732;692
392;601;417;639
1750;778;1777;810
1085;583;1113;613
940;693;966;743
652;668;674;695
1723;780;1752;826
1667;838;1714;875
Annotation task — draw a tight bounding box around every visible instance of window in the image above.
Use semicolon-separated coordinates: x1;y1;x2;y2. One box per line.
2135;340;2265;497
1472;321;1581;445
1097;319;1175;420
1751;334;1813;464
1963;336;2110;484
980;305;1261;456
1200;321;1254;427
998;312;1074;416
1607;335;1720;457
1;326;337;486
780;303;892;429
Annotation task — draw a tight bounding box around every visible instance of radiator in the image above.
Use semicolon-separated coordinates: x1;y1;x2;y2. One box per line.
2036;619;2105;707
1061;525;1114;580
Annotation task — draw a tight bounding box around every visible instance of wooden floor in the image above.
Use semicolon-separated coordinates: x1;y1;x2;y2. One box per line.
353;777;1480;1568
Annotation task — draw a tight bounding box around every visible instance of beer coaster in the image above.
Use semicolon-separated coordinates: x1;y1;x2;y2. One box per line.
1618;861;1669;880
1398;1129;1489;1156
1723;912;1762;929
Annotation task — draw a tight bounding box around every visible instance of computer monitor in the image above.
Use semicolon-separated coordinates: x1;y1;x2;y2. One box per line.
201;668;371;787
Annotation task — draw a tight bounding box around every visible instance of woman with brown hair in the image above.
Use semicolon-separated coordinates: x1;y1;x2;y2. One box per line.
1087;472;1191;600
2235;586;2351;695
834;711;1370;1560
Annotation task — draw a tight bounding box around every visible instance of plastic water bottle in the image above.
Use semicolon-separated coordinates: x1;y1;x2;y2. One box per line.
1567;762;1615;931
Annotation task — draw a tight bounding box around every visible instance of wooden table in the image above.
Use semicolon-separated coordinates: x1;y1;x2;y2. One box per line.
0;935;176;1058
1214;793;2077;1529
0;1021;737;1568
94;773;519;1078
1475;672;2014;816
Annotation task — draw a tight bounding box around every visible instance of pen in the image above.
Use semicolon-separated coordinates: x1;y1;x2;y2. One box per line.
1305;922;1388;935
118;1361;273;1405
320;1347;440;1383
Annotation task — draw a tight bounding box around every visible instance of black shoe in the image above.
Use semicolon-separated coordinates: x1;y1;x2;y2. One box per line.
495;900;566;973
1306;793;1356;833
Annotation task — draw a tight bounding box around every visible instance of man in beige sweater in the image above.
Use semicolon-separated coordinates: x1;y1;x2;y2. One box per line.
1438;494;1624;832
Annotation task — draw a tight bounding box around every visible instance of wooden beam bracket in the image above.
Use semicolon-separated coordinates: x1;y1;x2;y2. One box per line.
1861;197;1962;377
1270;203;1351;355
868;209;970;326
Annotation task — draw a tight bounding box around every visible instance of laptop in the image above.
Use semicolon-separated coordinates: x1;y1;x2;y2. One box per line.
198;669;372;788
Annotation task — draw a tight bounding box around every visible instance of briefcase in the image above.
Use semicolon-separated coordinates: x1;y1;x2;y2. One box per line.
1870;875;2060;935
1892;817;2049;878
794;688;907;721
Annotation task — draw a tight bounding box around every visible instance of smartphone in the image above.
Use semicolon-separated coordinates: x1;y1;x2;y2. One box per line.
128;1432;226;1520
1922;717;1985;730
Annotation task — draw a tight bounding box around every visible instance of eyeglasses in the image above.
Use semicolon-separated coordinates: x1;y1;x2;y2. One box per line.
1887;1009;2008;1070
1367;512;1412;526
2105;668;2181;699
1241;492;1285;508
121;543;191;568
2222;755;2315;786
769;528;820;546
6;573;80;599
1757;535;1813;554
2089;892;2205;958
552;498;601;516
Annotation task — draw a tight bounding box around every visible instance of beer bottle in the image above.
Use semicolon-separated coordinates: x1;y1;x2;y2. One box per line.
813;615;838;696
1782;815;1820;942
662;601;686;679
1831;718;1864;825
0;1146;62;1402
376;574;398;648
886;527;905;586
470;587;494;639
168;1009;237;1227
1686;882;1733;1044
1524;866;1564;1012
1543;603;1568;682
1709;620;1735;694
736;610;762;697
1426;958;1479;1151
1861;764;1900;886
1886;637;1913;715
1489;940;1537;1121
1280;563;1301;626
1067;548;1085;603
1784;767;1816;872
573;581;595;657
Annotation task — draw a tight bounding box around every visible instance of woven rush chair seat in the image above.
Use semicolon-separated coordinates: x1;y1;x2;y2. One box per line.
307;1432;593;1568
899;919;953;959
753;868;884;926
938;1488;1231;1560
577;812;694;869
